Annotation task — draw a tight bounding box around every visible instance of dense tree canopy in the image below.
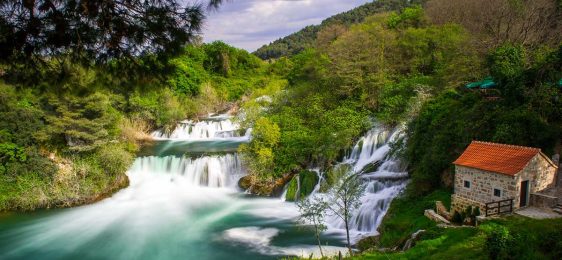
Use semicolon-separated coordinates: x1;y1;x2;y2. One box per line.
0;0;223;62
426;0;562;51
253;0;425;60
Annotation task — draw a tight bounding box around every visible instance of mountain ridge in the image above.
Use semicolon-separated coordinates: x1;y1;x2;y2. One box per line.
253;0;424;60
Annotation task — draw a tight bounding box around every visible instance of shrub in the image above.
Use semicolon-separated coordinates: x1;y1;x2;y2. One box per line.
485;225;511;260
284;170;319;201
95;144;134;177
541;230;562;259
118;117;152;143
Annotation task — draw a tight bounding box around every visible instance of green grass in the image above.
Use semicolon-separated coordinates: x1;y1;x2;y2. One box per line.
357;216;562;260
355;189;562;260
376;189;452;248
358;227;486;259
0;144;133;211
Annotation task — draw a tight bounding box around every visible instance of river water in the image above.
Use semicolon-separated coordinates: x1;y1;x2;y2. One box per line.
0;115;407;259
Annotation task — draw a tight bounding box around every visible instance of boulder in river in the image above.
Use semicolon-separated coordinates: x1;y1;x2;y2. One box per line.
238;173;294;197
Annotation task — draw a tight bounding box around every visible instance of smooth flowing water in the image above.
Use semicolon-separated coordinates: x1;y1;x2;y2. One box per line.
0;116;407;259
323;125;408;241
0;115;345;260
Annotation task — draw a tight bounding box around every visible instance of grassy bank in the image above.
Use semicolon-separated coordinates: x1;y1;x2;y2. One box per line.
374;189;451;248
354;184;562;260
0;143;134;211
358;227;485;259
359;216;562;259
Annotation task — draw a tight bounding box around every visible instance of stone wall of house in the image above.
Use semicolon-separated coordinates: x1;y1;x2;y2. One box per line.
454;165;517;205
453;154;558;210
517;154;557;193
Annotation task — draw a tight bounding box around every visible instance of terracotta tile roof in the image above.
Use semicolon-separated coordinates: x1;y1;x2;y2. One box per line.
453;141;542;176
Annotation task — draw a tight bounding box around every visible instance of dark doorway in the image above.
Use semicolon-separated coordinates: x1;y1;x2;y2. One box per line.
520;180;529;207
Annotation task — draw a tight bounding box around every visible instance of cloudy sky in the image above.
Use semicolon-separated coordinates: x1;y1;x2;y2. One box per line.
202;0;372;52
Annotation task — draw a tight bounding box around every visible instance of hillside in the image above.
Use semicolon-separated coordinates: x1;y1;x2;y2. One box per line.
253;0;424;60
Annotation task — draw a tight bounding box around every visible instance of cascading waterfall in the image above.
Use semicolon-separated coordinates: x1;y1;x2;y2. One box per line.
144;114;249;188
1;112;392;259
344;125;391;173
2;113;352;260
151;114;247;140
129;154;244;188
324;124;408;241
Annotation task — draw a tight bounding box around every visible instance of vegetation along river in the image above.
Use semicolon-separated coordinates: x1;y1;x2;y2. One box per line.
0;115;407;259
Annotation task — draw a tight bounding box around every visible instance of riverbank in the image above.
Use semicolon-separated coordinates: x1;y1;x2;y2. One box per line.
0;143;135;212
338;182;561;260
357;214;562;259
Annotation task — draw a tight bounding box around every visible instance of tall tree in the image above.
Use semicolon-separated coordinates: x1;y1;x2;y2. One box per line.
0;0;223;62
297;196;328;258
327;173;365;256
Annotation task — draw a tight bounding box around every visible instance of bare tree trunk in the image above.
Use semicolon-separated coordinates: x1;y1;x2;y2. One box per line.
315;224;324;257
344;209;352;256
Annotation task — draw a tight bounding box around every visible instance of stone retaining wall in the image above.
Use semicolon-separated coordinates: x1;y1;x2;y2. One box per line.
530;193;558;208
451;194;486;215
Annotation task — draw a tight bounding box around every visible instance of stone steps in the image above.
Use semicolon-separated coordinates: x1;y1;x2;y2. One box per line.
553;204;562;214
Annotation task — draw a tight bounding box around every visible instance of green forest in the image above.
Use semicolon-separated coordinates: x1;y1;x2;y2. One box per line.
244;0;562;258
244;1;562;195
0;0;561;259
0;41;275;210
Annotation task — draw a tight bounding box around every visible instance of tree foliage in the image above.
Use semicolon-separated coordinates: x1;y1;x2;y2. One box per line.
0;0;223;62
253;0;424;60
327;174;365;255
406;45;562;194
297;196;328;257
426;0;562;51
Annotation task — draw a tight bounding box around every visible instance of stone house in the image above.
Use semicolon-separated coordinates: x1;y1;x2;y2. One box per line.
451;141;558;216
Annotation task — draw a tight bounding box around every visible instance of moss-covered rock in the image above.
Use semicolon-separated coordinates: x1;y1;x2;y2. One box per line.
284;170;319;201
284;177;298;201
238;175;252;190
319;164;351;192
238;173;294;197
359;160;383;174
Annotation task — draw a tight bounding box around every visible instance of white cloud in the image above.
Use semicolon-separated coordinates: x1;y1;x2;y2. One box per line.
202;0;372;51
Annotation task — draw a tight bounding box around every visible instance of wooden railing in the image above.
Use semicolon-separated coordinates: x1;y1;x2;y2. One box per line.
485;199;513;217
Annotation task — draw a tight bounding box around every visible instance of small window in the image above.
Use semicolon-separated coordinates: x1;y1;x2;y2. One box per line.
464;180;471;188
494;188;501;197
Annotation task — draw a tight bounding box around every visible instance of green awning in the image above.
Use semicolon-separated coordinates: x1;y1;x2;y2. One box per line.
465;77;496;89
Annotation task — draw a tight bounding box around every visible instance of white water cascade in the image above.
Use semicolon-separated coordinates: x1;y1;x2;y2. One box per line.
1;113;354;260
129;154;244;188
325;125;408;241
151;114;250;140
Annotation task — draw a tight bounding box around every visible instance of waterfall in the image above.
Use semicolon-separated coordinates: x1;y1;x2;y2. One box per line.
151;114;248;140
324;124;408;241
344;125;391;173
138;114;251;188
0;111;356;260
128;154;244;188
